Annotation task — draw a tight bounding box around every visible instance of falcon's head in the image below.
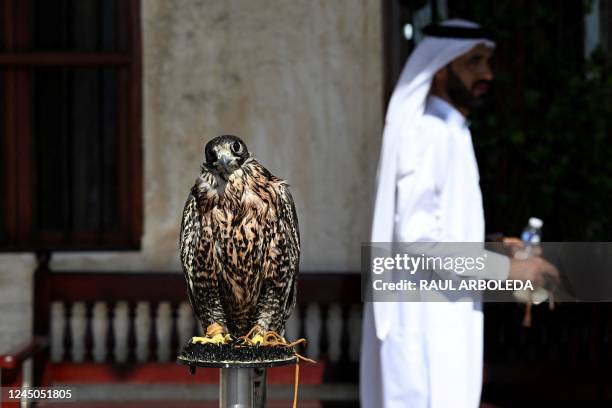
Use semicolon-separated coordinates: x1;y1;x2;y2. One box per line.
202;135;250;177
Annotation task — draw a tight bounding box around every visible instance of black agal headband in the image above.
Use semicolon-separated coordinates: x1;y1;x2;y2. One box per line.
422;24;495;41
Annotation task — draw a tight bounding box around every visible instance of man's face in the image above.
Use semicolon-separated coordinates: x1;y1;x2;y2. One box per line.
442;44;494;110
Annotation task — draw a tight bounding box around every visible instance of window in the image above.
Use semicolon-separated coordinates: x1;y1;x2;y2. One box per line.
382;0;444;108
0;0;142;251
382;0;418;106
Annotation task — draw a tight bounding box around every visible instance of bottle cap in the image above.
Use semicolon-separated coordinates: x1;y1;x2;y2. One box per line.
528;217;543;229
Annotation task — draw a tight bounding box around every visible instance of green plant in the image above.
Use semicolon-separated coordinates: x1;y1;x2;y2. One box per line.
459;1;612;240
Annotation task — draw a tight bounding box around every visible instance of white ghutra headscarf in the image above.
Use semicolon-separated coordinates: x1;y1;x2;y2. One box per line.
371;19;496;340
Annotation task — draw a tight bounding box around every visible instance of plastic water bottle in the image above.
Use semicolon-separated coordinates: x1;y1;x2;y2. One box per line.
515;217;548;305
520;217;543;258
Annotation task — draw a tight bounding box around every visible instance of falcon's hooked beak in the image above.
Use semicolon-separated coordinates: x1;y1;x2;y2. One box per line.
213;147;239;176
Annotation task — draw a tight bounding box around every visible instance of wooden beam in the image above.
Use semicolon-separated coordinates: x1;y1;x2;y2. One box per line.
127;0;144;248
42;271;362;305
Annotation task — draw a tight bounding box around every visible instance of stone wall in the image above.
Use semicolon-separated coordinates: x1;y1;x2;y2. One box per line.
0;0;382;351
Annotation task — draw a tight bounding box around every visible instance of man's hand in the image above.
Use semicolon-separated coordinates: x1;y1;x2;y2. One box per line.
502;237;523;257
503;237;542;258
508;256;560;289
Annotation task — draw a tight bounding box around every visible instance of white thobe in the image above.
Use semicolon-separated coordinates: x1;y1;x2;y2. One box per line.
361;95;509;408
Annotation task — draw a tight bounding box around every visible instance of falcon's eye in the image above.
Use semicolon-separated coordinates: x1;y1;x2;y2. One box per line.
231;141;243;155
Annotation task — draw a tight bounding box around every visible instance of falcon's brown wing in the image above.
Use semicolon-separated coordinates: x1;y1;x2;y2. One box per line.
179;192;226;330
255;180;300;333
277;182;300;325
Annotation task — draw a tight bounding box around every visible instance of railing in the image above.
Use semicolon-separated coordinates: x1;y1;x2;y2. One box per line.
46;297;363;366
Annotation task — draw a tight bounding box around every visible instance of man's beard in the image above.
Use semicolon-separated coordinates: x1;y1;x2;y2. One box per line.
446;65;490;110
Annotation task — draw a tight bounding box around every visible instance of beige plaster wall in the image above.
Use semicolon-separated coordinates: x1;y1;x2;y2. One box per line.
0;0;382;351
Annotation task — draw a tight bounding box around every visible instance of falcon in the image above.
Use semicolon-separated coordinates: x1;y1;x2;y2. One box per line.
179;135;300;344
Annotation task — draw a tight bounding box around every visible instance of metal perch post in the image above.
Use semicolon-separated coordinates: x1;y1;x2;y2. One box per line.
220;367;254;408
177;341;297;408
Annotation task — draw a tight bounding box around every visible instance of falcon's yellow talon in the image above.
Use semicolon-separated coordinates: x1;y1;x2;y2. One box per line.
191;336;207;344
191;333;231;345
251;334;265;345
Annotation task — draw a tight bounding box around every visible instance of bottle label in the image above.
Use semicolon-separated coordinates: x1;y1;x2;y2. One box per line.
521;231;532;242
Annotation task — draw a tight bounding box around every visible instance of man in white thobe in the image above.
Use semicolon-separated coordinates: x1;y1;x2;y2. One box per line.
361;19;559;408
